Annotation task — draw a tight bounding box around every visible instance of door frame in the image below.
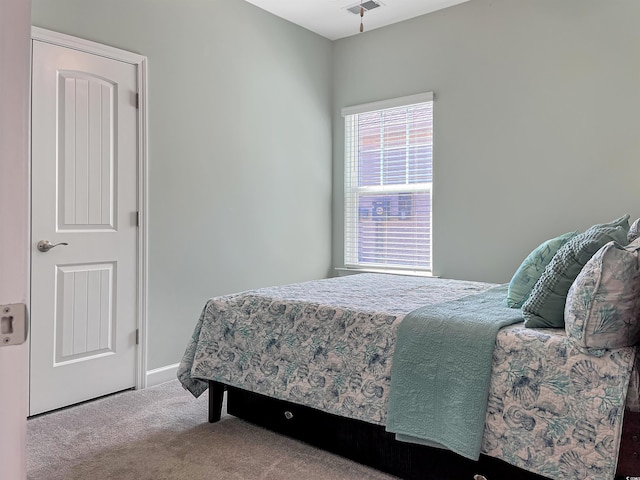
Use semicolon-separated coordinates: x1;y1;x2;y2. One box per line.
30;27;149;390
0;0;31;477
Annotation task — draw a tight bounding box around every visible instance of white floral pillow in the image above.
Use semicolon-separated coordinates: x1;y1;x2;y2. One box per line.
565;237;640;349
630;217;640;242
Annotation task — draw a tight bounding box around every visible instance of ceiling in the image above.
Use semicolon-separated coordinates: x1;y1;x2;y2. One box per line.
244;0;471;41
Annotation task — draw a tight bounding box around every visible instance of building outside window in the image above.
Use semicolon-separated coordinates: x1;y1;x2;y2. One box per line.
342;93;433;274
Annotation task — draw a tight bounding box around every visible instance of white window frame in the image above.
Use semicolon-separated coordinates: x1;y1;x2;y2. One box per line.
342;92;434;275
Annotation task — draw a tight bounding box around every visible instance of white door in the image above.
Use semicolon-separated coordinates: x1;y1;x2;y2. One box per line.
30;39;139;415
0;0;31;478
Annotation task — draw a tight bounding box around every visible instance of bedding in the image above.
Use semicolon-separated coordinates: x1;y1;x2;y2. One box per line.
564;237;640;349
178;273;638;480
522;215;630;329
387;285;524;460
507;231;578;308
179;274;493;418
629;218;640;242
483;323;635;480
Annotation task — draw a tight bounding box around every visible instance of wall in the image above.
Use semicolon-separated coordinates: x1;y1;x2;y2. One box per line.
333;0;640;283
30;0;640;370
31;0;334;370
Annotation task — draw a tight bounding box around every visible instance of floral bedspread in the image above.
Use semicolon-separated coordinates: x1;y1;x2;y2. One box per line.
483;324;636;480
178;274;491;421
178;273;636;480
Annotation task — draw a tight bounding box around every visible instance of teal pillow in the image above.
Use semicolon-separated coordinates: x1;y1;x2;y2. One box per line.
522;215;631;328
506;231;578;308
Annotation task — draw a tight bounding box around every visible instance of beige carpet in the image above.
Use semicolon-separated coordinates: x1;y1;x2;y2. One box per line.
27;380;398;480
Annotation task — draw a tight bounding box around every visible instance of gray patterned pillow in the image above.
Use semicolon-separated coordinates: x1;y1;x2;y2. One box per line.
629;218;640;242
565;237;640;348
522;215;630;328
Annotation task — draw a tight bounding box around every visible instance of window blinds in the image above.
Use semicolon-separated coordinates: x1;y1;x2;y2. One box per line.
343;94;433;272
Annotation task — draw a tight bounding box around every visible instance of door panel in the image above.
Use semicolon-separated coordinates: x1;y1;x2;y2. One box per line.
58;71;116;230
30;40;138;416
55;263;114;363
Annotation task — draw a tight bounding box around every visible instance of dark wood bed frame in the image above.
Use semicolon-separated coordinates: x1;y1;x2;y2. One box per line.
207;380;640;480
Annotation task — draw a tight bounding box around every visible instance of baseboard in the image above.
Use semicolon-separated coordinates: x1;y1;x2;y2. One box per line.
145;363;179;387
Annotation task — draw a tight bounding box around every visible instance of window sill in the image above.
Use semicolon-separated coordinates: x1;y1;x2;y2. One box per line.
334;267;437;278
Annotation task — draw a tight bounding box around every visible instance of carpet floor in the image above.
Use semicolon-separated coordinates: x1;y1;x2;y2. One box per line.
27;380;398;480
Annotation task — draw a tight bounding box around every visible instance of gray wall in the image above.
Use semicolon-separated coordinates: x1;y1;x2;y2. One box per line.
32;0;333;369
333;0;640;284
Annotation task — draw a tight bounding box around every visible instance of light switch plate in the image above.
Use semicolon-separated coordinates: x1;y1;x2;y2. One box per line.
1;303;28;346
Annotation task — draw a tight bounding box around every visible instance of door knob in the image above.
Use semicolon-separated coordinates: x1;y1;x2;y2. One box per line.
37;240;69;252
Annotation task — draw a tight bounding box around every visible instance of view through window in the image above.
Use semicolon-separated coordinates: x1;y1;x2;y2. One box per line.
343;93;433;272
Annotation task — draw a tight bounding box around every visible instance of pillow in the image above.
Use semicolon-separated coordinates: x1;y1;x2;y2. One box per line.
565;237;640;348
522;214;630;328
506;231;578;308
629;218;640;243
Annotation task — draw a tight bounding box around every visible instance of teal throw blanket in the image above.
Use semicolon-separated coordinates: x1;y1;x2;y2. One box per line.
386;284;523;460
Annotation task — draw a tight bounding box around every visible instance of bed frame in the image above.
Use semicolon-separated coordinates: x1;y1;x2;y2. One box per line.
208;380;640;480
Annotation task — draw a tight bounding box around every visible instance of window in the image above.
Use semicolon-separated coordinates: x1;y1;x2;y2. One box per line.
342;93;433;273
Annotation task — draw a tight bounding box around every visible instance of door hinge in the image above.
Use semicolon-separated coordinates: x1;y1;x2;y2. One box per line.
135;93;139;109
136;211;140;227
135;328;140;345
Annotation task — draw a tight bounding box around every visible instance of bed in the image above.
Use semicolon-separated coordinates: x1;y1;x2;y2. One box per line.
178;272;640;480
